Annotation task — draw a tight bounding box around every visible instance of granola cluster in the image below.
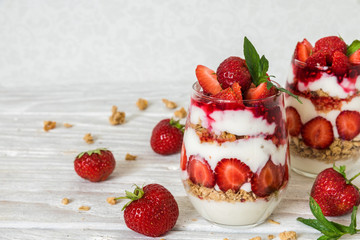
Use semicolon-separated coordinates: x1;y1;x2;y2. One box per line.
290;136;360;163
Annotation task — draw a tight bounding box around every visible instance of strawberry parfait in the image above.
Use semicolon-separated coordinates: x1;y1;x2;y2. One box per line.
180;37;291;226
286;36;360;177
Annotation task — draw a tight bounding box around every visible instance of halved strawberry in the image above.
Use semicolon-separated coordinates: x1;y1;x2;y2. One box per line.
214;158;253;192
301;116;334;149
195;65;222;95
349;49;360;65
180;143;187;171
187;155;215;188
251;158;285;197
336;110;360;141
245;82;277;100
286;106;302;136
305;50;327;70
294;39;313;62
332;51;349;76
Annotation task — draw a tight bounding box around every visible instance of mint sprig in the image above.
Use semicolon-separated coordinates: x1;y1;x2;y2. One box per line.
243;37;302;103
297;197;359;239
347;40;360;56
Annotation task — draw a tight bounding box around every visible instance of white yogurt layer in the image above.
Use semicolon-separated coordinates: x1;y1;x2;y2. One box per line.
286;95;360;139
183;127;286;174
187;192;281;226
287;69;360;98
189;105;276;136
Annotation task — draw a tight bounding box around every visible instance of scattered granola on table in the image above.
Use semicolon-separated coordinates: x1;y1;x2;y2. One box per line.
136;98;148;110
174;107;187;118
249;237;261;240
107;197;117;205
63;123;73;128
268;219;280;225
43;121;56;131
83;133;94;144
125;153;137;161
109;105;125;125
268;235;275;240
279;231;297;240
78;206;91;211
61;198;70;205
162;98;177;109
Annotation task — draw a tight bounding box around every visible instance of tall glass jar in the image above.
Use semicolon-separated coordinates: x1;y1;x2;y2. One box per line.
180;82;289;226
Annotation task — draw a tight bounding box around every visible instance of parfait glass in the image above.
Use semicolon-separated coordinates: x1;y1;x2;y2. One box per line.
286;59;360;178
180;82;289;226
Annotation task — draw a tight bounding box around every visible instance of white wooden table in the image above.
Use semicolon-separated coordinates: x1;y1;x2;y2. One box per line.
1;82;359;240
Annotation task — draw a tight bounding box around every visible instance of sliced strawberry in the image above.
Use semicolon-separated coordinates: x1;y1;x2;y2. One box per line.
313;36;347;63
213;87;238;101
251;158;285;197
301;116;334;149
286;106;302;136
180;143;187;171
231;82;243;102
336;110;360;141
187;155;215;188
195;65;222;95
349;49;360;65
245;82;277;100
305;50;327;70
294;39;312;62
332;51;349;76
215;158;253;192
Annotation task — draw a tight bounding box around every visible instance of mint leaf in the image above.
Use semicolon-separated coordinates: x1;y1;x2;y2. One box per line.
347;40;360;56
243;37;261;85
349;206;358;234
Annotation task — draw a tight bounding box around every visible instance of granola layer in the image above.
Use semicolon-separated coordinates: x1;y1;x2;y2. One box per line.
290;136;360;163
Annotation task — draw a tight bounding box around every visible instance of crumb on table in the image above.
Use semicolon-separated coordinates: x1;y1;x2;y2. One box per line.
125;153;137;161
107;197;117;205
174;107;187;118
136;98;148;110
268;235;275;240
268;219;280;225
162;98;177;109
43;121;56;131
78;206;91;211
249;237;261;240
109;105;125;125
63;123;73;128
279;231;297;240
61;198;70;205
83;133;94;144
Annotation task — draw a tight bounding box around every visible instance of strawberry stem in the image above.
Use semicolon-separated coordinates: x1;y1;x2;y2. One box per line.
349;172;360;184
77;148;108;158
117;185;145;211
170;118;185;133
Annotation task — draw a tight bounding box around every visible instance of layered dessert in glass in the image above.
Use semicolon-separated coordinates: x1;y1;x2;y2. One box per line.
286;36;360;177
180;37;291;226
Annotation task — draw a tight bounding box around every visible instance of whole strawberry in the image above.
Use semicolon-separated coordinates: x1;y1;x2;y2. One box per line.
74;148;116;182
120;184;179;237
150;118;184;155
311;165;360;216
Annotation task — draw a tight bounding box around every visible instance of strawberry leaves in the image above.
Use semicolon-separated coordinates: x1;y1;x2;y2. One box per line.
297;197;359;239
243;37;302;103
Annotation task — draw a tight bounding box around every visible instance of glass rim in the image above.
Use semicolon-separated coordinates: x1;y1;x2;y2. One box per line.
191;81;283;103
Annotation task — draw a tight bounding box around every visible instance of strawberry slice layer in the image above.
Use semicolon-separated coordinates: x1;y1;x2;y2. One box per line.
215;158;253;192
251;158;285;197
195;65;222;95
245;82;277;100
286;106;302;136
336;110;360;141
180;143;187;171
349;49;360;65
294;39;313;62
301;116;334;149
187;155;215;188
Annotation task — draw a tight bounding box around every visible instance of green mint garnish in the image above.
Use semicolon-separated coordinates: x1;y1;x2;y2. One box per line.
347;40;360;56
297;197;359;239
243;37;302;103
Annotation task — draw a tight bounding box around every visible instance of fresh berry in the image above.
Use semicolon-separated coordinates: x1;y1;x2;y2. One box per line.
251;158;285;197
305;50;327;70
286;106;302;136
195;65;222;95
214;82;243;101
313;36;347;63
349;49;360;65
187;155;215;188
332;51;349;76
150;119;184;155
121;184;179;237
336;110;360;141
311;166;360;216
301;116;334;149
294;39;313;62
214;158;253;192
216;56;252;91
74;148;116;182
180;143;187;171
245;82;277;100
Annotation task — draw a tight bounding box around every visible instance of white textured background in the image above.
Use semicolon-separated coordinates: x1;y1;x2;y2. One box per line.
1;0;360;89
